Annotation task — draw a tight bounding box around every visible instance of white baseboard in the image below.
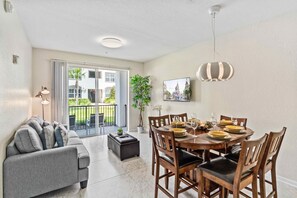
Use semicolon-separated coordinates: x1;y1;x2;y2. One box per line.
278;175;297;188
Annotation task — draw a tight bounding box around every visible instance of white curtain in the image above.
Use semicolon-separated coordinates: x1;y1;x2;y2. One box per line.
51;60;68;124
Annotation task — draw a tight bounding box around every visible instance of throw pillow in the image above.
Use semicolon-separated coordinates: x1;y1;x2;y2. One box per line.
43;121;50;127
41;125;56;149
54;124;68;147
14;125;43;153
31;115;44;126
27;119;43;134
52;121;59;129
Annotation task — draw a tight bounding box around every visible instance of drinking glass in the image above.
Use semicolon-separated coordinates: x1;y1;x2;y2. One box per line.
190;120;198;134
210;113;217;128
190;113;197;120
173;116;180;128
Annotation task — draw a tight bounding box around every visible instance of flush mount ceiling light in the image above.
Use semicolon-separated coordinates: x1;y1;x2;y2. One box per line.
100;37;123;49
196;5;234;82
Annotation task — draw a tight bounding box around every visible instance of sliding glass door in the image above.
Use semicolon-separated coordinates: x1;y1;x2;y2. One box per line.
67;65;128;137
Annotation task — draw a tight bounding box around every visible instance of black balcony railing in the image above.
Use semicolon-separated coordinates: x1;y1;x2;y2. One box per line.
68;104;117;130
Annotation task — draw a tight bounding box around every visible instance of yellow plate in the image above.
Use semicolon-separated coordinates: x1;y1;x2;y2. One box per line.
208;133;231;140
208;130;229;138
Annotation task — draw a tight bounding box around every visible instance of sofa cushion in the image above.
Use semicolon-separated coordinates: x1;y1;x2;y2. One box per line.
31;115;44;126
54;124;68;147
14;125;43;153
27;119;43;134
6;140;20;157
73;145;90;169
41;125;56;149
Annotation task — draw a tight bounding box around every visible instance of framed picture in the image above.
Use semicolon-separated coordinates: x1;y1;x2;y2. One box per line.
163;77;191;102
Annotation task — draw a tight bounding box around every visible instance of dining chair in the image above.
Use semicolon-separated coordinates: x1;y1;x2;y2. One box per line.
198;134;268;198
87;113;105;135
226;127;286;198
169;113;188;122
148;115;171;176
69;114;76;130
212;115;248;156
151;126;203;198
220;115;247;127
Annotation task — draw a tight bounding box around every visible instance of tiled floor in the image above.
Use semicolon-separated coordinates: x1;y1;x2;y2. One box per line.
37;132;297;198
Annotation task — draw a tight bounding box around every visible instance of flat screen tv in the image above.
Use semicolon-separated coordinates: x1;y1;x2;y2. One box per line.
163;77;191;102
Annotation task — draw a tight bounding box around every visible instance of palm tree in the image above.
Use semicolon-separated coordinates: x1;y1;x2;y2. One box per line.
68;68;85;105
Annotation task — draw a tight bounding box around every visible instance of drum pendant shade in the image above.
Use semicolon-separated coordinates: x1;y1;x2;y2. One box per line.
196;61;234;82
197;5;234;82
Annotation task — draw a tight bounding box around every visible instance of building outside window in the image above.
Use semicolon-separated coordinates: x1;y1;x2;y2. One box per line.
89;71;102;79
105;87;112;98
105;72;115;82
69;88;82;98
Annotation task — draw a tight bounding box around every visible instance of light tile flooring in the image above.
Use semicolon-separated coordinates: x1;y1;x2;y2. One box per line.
37;132;297;198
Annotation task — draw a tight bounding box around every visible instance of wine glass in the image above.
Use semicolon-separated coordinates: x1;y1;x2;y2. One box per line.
190;120;198;134
210;113;217;128
173;116;180;128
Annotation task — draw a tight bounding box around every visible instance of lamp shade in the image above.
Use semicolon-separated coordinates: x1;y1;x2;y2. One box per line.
41;99;50;105
41;87;50;95
196;61;234;82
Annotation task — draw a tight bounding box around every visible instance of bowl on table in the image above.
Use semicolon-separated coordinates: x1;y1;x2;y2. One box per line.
171;128;187;138
219;119;233;126
171;121;186;128
224;125;244;133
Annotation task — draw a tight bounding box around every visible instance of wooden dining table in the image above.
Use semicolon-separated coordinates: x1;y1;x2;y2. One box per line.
160;125;254;161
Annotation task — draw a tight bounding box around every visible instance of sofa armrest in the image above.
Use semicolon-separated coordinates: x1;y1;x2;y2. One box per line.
4;147;79;198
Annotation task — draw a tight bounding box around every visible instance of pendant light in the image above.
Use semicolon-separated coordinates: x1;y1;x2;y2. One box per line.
196;5;234;82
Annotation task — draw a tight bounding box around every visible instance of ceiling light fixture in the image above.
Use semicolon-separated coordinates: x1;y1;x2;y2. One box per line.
101;37;123;49
196;5;234;82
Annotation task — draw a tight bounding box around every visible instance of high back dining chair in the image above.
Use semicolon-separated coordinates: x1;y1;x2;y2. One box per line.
148;115;171;176
220;115;247;127
227;127;286;198
169;113;188;123
198;134;268;198
69;115;76;130
151;126;203;198
258;127;286;198
88;113;105;135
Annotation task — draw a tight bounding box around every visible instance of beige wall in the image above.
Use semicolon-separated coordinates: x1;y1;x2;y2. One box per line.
32;48;144;130
144;12;297;185
0;8;32;197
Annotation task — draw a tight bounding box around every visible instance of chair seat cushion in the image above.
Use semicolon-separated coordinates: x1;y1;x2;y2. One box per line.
161;149;202;167
199;157;251;184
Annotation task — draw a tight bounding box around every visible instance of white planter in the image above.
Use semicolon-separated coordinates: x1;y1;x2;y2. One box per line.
137;126;144;133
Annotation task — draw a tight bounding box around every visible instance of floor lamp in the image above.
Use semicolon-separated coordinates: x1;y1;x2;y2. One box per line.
35;86;50;120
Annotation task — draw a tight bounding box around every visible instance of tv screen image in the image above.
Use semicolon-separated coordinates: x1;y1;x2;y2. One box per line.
163;77;191;102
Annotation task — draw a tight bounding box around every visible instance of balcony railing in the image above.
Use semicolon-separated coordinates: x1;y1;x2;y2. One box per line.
68;104;117;130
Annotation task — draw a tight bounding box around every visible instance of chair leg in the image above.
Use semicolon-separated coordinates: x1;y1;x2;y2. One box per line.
174;173;179;198
259;172;266;198
152;144;155;176
154;161;160;198
271;166;278;198
233;187;239;198
165;168;169;189
198;170;204;198
252;175;258;198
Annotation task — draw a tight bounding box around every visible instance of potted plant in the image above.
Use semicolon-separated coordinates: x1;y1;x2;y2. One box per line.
130;74;152;133
117;127;123;136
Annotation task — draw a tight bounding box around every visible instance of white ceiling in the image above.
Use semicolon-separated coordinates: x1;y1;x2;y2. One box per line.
12;0;297;62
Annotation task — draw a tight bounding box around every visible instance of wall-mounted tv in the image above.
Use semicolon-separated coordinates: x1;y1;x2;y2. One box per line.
163;77;191;102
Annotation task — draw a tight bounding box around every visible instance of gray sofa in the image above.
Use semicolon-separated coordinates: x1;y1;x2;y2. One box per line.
3;118;90;198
